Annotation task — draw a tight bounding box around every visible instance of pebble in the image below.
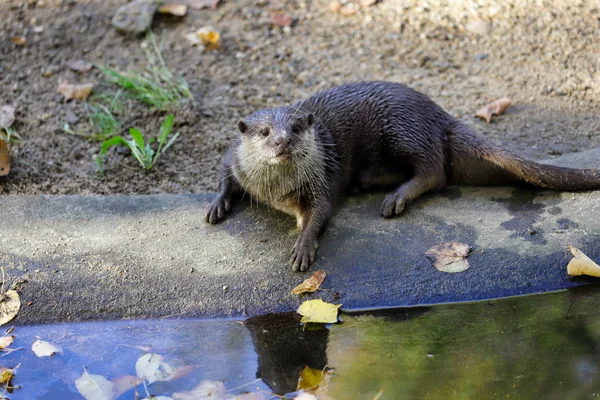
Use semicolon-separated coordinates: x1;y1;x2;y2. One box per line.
111;0;159;35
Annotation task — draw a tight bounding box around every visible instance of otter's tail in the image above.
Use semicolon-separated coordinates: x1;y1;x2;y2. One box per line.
447;123;600;190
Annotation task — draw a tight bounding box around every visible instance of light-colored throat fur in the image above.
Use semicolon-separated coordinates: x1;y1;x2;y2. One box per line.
232;128;326;220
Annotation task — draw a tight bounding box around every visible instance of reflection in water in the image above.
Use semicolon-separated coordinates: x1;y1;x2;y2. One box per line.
246;312;328;394
3;287;600;399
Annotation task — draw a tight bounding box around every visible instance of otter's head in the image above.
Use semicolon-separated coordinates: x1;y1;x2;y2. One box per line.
237;107;315;165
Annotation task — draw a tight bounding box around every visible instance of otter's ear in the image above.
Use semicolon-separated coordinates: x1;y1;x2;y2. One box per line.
237;120;249;134
306;113;314;127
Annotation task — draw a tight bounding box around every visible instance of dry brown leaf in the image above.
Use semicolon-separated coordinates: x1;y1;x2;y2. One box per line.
567;245;600;277
57;82;94;101
188;0;220;9
67;60;93;73
425;242;471;273
159;3;188;16
0;106;16;129
12;36;26;45
0;291;20;326
0;139;10;177
291;270;327;295
271;12;293;27
475;97;512;123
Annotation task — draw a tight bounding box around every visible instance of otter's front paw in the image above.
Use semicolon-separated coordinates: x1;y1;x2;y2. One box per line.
290;236;319;272
205;196;231;224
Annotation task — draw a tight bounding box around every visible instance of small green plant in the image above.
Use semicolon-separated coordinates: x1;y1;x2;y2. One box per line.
98;33;192;110
64;92;124;141
96;114;179;173
0;127;20;147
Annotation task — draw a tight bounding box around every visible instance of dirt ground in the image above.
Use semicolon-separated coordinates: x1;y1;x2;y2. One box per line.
1;0;599;195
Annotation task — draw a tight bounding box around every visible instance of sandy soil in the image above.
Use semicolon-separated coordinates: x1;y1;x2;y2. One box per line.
1;0;599;195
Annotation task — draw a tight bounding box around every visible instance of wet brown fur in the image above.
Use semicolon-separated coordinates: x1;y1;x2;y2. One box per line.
206;81;600;271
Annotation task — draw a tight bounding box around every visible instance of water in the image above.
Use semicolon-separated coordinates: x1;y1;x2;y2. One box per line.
3;286;600;399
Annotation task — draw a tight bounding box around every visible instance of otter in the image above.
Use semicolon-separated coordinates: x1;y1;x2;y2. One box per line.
205;81;600;272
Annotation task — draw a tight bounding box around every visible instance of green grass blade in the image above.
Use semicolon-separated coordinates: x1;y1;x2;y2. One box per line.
128;128;145;150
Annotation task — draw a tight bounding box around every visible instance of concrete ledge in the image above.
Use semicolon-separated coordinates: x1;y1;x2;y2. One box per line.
2;149;600;324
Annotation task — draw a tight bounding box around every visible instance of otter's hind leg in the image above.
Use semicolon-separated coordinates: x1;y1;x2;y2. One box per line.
380;170;446;217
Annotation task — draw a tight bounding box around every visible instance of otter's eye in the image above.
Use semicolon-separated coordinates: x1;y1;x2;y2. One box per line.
292;125;301;134
260;128;270;137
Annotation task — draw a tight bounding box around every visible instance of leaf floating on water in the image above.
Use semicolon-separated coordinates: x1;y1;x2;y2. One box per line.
567;245;600;277
57;82;94;101
475;97;512;123
75;368;114;400
297;366;324;391
297;299;341;324
0;335;14;349
172;380;227;399
159;4;188;16
67;60;93;73
136;353;174;384
0;290;20;326
425;242;471;273
0;139;10;177
32;339;63;357
236;393;267;400
291;270;327;295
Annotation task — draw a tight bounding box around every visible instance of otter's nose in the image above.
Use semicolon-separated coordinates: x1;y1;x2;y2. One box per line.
274;136;291;149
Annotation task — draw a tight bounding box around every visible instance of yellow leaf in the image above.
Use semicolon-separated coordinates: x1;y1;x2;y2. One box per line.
0;368;13;384
297;366;323;391
567;245;600;277
297;299;341;324
291;270;326;295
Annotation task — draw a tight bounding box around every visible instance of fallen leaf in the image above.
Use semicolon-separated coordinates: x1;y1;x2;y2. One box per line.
0;139;10;177
475;97;512;123
142;397;174;400
0;366;15;387
136;353;174;384
567;245;600;277
57;82;94;101
296;368;334;399
188;0;220;9
184;27;220;49
271;12;293;27
75;368;114;400
0;290;20;326
159;4;188;16
112;375;141;398
425;242;471;273
32;339;63;357
12;36;26;45
291;270;327;295
0;336;14;349
293;394;317;400
297;366;324;391
0;106;15;129
67;60;93;73
172;380;227;400
297;299;341;324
